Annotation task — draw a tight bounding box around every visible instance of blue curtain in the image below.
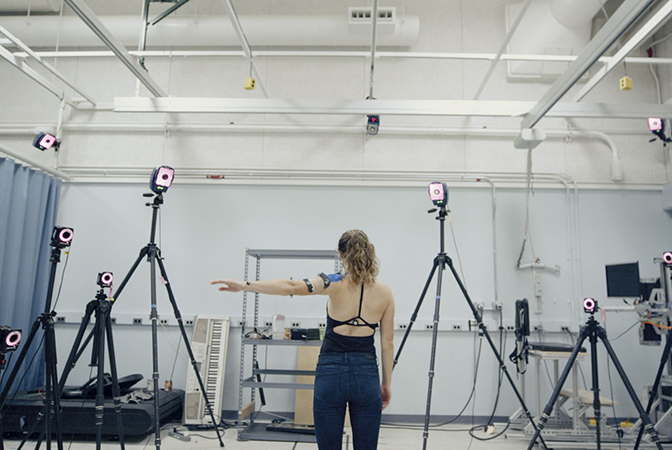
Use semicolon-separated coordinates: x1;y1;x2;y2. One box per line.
0;157;62;392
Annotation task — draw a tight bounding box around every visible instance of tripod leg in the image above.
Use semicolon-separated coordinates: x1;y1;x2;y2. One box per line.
105;313;126;450
94;313;106;450
596;327;665;450
633;327;672;450
58;301;96;392
526;326;590;450
589;324;602;450
421;262;444;450
148;251;161;450
443;261;548;449
42;317;64;450
109;247;149;303
394;259;439;367
155;257;225;447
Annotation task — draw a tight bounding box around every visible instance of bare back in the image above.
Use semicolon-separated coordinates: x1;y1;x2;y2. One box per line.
326;278;394;337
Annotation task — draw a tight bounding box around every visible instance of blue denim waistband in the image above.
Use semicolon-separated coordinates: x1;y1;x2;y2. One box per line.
318;352;377;363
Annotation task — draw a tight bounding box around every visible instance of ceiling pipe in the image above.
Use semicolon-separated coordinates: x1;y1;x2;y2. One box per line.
0;141;70;180
0;122;626;181
368;0;379;100
0;15;419;48
11;49;672;65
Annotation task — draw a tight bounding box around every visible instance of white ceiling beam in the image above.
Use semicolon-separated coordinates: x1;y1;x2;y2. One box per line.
220;0;267;97
113;96;672;119
62;0;167;98
572;0;672;102
521;0;657;129
0;25;96;105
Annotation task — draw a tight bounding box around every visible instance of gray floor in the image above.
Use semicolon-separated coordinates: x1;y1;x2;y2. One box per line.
4;422;663;450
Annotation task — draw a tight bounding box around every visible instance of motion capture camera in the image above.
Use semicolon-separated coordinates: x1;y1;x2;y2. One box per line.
97;272;113;288
663;251;672;266
428;181;448;206
366;115;379;135
32;132;60;151
150;166;175;194
583;297;598;314
0;326;21;353
51;227;74;248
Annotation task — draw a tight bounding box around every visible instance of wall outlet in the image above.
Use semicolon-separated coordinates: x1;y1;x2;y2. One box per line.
160;319;168;325
318;322;326;328
185;319;194;326
110;317;116;324
425;324;434;330
397;323;407;330
291;322;301;328
505;325;515;331
452;324;462;331
56;316;65;323
133;318;142;325
264;321;273;327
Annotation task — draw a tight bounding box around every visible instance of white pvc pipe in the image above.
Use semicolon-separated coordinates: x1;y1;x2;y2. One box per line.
0;141;70;180
0;15;420;48
0;121;626;181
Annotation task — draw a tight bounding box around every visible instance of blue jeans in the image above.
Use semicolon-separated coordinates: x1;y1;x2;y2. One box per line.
313;352;382;450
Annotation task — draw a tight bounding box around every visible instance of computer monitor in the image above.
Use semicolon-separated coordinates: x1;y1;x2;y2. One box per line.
605;262;641;298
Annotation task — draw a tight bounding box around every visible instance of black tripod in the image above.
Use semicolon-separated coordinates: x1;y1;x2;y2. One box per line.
0;236;67;450
632;258;672;450
394;205;546;450
56;284;126;450
526;310;664;450
104;192;224;449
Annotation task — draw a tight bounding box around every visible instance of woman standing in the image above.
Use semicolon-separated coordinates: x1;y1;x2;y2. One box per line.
211;229;395;449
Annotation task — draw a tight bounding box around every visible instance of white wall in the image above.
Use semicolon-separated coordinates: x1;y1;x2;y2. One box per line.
51;182;672;418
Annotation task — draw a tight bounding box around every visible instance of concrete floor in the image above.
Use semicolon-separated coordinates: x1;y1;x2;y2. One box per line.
4;421;664;450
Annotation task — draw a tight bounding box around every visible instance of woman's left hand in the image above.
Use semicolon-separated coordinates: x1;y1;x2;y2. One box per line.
211;279;245;292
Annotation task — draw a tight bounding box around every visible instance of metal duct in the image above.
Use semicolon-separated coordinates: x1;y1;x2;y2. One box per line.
506;0;604;78
550;0;604;28
0;14;419;48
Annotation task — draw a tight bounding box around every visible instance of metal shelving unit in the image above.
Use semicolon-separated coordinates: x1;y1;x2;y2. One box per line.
237;248;340;442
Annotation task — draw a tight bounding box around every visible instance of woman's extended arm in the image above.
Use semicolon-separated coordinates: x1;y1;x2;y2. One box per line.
211;276;327;296
379;287;395;409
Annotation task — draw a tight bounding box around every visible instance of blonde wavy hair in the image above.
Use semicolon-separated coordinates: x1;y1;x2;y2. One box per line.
338;230;379;285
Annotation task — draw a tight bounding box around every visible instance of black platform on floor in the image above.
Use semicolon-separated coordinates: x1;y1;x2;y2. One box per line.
1;388;184;438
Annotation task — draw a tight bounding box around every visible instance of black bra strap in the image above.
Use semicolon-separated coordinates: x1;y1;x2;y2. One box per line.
357;284;364;316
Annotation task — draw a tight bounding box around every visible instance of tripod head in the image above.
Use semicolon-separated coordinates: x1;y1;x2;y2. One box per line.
144;192;164;207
